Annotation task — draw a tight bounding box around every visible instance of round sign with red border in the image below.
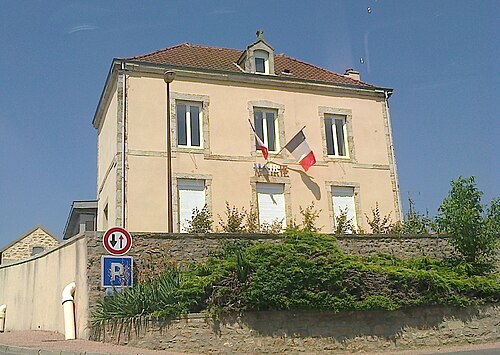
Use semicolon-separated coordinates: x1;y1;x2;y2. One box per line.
103;227;132;255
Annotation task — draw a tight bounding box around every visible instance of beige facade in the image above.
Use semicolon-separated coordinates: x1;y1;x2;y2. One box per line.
0;226;60;265
93;36;401;233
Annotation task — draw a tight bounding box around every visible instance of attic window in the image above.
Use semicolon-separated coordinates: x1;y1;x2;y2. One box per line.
32;246;44;256
282;69;291;75
254;50;269;74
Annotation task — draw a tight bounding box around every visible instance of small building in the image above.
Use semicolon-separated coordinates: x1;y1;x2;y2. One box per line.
63;200;98;240
93;31;402;233
0;226;60;265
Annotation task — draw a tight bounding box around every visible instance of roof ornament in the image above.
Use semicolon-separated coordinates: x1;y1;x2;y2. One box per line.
256;29;264;41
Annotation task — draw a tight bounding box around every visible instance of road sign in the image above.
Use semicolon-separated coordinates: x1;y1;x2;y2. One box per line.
103;227;132;255
101;256;133;288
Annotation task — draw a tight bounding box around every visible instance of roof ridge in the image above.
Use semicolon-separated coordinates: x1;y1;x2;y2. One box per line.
130;43;243;60
128;42;191;60
182;43;243;52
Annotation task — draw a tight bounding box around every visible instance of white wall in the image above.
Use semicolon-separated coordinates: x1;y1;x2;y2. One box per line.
0;235;89;338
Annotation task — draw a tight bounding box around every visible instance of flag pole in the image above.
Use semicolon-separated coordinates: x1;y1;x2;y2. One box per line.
247;118;257;134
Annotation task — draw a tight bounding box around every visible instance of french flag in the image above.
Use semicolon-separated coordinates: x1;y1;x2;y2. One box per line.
254;132;269;160
285;130;316;171
248;119;269;160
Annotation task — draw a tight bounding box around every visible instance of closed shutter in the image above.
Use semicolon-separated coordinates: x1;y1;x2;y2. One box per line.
178;179;205;232
257;183;286;228
332;186;356;233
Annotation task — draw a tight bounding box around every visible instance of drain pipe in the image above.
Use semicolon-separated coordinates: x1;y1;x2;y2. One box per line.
121;60;127;228
62;282;76;340
0;304;6;332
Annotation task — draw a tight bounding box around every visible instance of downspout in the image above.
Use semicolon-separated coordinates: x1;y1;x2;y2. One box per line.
0;304;6;332
384;91;403;220
61;282;76;340
121;61;127;228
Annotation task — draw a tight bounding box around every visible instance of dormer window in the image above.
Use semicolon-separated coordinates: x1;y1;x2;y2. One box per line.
237;30;275;75
255;50;269;74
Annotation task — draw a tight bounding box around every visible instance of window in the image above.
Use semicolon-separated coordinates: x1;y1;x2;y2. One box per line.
176;102;202;148
178;179;206;232
256;183;286;228
254;108;279;152
332;186;357;233
31;246;44;256
325;115;348;157
254;50;269;74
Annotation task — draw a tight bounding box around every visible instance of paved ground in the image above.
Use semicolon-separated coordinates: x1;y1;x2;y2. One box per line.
1;330;500;354
0;330;190;354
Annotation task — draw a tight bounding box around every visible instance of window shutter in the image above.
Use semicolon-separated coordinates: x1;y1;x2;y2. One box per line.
178;179;205;232
332;187;356;232
257;183;286;228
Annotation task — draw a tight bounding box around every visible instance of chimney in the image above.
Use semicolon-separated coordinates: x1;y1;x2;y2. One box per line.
344;68;360;81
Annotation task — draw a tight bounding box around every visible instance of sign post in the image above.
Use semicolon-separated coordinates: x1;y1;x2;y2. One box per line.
101;227;133;290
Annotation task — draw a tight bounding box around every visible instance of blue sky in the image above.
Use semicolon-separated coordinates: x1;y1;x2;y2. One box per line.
0;0;498;246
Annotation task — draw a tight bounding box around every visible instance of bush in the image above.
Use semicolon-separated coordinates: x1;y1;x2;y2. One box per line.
219;202;246;233
436;176;499;267
334;208;356;234
186;205;213;233
299;202;323;232
365;203;393;234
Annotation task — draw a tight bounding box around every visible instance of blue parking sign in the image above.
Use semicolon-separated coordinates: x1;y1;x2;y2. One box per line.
101;256;133;287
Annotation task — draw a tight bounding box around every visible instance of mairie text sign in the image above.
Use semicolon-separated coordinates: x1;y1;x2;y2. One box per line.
103;227;132;255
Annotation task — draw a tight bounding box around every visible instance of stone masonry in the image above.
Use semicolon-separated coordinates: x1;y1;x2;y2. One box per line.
85;232;500;352
85;232;455;312
100;305;500;354
0;226;59;264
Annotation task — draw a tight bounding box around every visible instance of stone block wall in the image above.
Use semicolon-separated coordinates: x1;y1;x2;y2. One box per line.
99;305;500;354
86;233;279;308
85;232;455;311
1;227;60;264
335;234;455;260
85;232;500;351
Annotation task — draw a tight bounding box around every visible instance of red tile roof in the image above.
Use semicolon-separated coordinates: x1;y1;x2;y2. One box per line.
128;43;373;87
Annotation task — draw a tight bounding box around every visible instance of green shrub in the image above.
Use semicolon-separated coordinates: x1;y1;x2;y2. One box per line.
334;208;356;234
186;205;213;233
365;203;393;234
436;176;499;267
218;202;246;233
299;202;323;232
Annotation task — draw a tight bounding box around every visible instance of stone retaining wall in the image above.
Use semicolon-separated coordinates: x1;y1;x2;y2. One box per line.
335;234;454;259
97;304;500;354
86;232;455;308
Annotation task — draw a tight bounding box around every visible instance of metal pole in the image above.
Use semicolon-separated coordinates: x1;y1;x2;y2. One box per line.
164;71;176;233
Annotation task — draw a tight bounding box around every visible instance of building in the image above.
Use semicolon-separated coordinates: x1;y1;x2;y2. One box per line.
63;200;97;240
0;226;60;264
93;31;401;233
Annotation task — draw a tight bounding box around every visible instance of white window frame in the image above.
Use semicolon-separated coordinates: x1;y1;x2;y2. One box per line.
325;114;349;158
176;101;203;149
254;50;269;74
254;108;279;152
